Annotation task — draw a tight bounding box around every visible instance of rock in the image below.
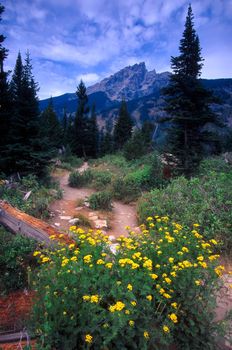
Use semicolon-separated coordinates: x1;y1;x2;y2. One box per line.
109;235;116;241
84;201;90;208
109;243;118;254
54;223;60;227
23;191;32;201
75;207;83;211
95;219;108;229
59;216;72;220
89;212;96;217
69;218;79;224
90;215;98;221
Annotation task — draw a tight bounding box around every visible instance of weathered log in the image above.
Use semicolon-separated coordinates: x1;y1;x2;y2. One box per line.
0;200;74;245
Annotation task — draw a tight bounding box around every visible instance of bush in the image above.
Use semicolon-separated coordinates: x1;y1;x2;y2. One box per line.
32;218;223;349
111;177;140;203
137;171;232;252
92;170;112;190
198;156;231;176
89;191;112;210
0;176;57;219
0;228;37;294
73;213;92;228
69;169;93;188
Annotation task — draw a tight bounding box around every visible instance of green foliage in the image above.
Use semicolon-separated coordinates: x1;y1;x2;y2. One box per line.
0;228;37;294
73;213;92;228
198;156;232;175
138;170;232;252
91;170;112;190
0;174;60;219
32;219;222;349
69;169;93;188
162;5;222;174
111;177;140;203
114;100;133;150
123;122;154;161
5;52;54;176
89;191;112;210
58;154;83;170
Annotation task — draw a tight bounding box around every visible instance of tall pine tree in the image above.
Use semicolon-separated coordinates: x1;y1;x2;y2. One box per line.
7;52;52;175
40;97;62;149
113;99;133;150
73;80;89;157
0;3;11;173
162;5;221;174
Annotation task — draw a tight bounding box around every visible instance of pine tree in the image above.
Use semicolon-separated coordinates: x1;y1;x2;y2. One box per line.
0;4;11;173
73;80;89;157
7;52;52;175
113;99;133;149
99;120;114;156
40;97;62;149
162;5;221;174
86;104;99;158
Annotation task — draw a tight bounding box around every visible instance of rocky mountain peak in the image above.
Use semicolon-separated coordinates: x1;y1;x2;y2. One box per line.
87;62;160;101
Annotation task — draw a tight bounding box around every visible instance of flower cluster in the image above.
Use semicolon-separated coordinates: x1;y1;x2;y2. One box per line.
32;215;225;349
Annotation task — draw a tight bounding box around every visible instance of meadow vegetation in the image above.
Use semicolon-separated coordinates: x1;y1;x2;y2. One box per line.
31;217;225;350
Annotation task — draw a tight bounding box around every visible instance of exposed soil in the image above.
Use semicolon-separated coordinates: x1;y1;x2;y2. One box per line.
49;163;138;237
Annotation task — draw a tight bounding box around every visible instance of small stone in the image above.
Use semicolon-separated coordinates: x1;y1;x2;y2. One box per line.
88;212;96;217
69;218;79;224
90;215;98;221
75;207;83;211
109;243;118;254
54;223;60;227
95;219;107;229
60;216;72;220
109;235;116;241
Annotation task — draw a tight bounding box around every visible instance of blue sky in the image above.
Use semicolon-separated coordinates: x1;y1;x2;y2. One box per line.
1;0;232;99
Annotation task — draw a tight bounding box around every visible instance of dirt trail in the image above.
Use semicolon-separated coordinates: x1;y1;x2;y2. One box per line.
49;162;138;237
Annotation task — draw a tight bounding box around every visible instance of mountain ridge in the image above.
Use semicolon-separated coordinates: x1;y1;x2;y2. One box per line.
39;62;232;129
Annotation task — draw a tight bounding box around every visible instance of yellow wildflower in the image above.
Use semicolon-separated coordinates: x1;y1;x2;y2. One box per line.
144;331;149;339
85;334;93;343
33;251;41;257
69;243;75;249
82;295;90;301
105;262;113;269
165;277;172;284
97;259;105;265
131;301;137;306
127;284;133;291
90;295;99;303
129;320;135;327
150;273;158;280
169;313;178;323
169;257;174;263
146;295;153;301
109;301;125;312
163;325;170;333
171;302;178;309
83;255;92;263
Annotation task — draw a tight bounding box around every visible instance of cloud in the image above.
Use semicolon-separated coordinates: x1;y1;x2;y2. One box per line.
1;0;231;100
76;73;101;86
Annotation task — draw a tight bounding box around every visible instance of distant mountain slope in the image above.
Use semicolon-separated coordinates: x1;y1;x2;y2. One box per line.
39;63;232;128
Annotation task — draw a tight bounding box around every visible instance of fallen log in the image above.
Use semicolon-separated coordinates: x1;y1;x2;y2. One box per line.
0;200;74;245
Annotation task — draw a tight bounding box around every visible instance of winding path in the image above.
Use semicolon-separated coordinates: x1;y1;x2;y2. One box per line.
48;163;138;237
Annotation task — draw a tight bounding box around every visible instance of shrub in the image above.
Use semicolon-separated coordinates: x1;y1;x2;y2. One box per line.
32;218;223;349
69;169;93;188
137;171;232;252
89;191;112;210
92;170;112;190
73;213;92;228
0;228;37;294
111;177;140;203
